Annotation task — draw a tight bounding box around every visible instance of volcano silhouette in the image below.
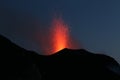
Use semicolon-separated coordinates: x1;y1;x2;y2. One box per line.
0;34;120;80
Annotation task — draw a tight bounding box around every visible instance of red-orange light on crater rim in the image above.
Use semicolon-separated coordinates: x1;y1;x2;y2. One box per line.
51;17;69;53
36;16;80;55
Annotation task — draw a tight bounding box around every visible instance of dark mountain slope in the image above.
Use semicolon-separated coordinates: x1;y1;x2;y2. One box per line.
0;35;41;80
0;34;120;80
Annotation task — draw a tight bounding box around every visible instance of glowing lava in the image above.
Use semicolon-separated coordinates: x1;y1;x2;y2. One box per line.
35;16;80;55
51;17;70;53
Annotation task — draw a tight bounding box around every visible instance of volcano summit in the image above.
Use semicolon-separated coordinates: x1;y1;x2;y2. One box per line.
0;35;120;80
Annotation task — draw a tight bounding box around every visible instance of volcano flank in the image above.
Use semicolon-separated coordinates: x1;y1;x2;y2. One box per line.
0;34;120;80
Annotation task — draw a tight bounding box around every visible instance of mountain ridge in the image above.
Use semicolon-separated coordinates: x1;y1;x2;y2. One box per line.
0;34;120;80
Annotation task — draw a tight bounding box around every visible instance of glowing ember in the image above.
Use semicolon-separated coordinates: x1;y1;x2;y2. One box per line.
51;17;70;53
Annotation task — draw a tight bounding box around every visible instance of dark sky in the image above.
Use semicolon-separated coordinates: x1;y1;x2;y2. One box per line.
0;0;120;63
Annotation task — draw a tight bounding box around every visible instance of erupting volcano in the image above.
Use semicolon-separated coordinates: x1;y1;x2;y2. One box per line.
36;16;79;55
51;17;70;53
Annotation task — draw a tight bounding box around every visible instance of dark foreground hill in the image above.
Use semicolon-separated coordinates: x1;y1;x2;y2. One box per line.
0;34;120;80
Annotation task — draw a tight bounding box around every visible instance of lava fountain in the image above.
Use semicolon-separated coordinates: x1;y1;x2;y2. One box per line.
36;16;80;55
51;17;70;53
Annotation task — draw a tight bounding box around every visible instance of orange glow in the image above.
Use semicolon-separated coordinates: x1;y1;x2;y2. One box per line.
51;17;69;53
35;16;80;55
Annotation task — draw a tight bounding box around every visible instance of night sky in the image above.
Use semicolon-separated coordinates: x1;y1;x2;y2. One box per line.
0;0;120;63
